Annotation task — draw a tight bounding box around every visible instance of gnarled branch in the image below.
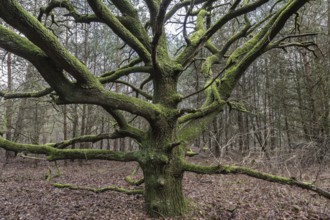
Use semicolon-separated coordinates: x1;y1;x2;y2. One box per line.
53;183;143;195
87;0;151;63
0;88;53;99
183;162;330;200
0;0;101;88
0;137;140;162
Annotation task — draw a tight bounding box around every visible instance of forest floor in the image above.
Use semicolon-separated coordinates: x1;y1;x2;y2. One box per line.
0;153;329;220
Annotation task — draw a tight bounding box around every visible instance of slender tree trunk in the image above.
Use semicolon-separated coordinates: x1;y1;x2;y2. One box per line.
237;112;244;152
213;118;220;157
71;105;79;150
100;116;105;149
293;53;309;140
5;52;15;160
11;64;35;143
80;104;87;148
301;50;318;139
63;106;68;140
283;103;292;150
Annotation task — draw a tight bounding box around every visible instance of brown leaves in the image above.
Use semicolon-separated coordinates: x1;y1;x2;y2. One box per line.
0;158;329;219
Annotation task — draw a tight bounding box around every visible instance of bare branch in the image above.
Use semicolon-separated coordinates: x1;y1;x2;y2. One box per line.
165;0;217;22
38;0;101;24
273;33;318;44
54;133;121;149
115;80;153;100
267;41;317;56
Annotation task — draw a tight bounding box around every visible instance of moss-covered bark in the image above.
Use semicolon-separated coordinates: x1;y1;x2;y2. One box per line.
142;164;186;216
0;137;140;162
53;183;143;195
139;146;187;217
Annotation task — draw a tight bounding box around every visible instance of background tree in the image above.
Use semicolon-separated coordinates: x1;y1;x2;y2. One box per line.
0;0;329;217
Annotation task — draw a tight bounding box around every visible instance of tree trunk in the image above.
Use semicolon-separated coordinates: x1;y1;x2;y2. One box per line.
139;60;188;216
140;148;187;217
5;52;15;160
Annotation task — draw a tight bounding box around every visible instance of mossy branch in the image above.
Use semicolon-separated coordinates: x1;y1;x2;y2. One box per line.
99;66;152;83
0;88;53;99
54;133;121;149
183;162;330;200
178;101;225;124
0;137;140;162
124;164;144;186
229;0;310;74
0;24;74;96
45;161;61;181
124;176;145;186
152;0;172;48
0;0;101;89
52;183;143;195
176;0;269;66
185;148;199;157
87;0;151;63
105;0;151;49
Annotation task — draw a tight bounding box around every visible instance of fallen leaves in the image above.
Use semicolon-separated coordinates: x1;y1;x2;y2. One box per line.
0;158;329;219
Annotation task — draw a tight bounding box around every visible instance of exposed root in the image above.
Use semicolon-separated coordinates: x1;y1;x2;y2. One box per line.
124;164;144;186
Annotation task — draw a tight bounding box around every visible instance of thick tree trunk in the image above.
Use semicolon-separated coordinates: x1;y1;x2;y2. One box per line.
140;155;187;217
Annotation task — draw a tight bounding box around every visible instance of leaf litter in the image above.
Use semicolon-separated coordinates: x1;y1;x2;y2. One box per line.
0;157;329;220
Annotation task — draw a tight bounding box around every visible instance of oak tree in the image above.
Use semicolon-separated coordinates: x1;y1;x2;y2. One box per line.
0;0;329;217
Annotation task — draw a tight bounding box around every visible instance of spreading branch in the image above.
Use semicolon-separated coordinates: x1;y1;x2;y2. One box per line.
54;133;122;149
0;88;53;99
99;66;152;84
87;0;151;63
183;162;330;200
115;80;153;100
54;126;145;149
176;0;270;66
0;137;140;162
53;183;143;195
38;0;101;24
0;0;101;88
0;24;74;97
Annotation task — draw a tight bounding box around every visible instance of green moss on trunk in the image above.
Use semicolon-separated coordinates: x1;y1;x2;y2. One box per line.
141;161;187;217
